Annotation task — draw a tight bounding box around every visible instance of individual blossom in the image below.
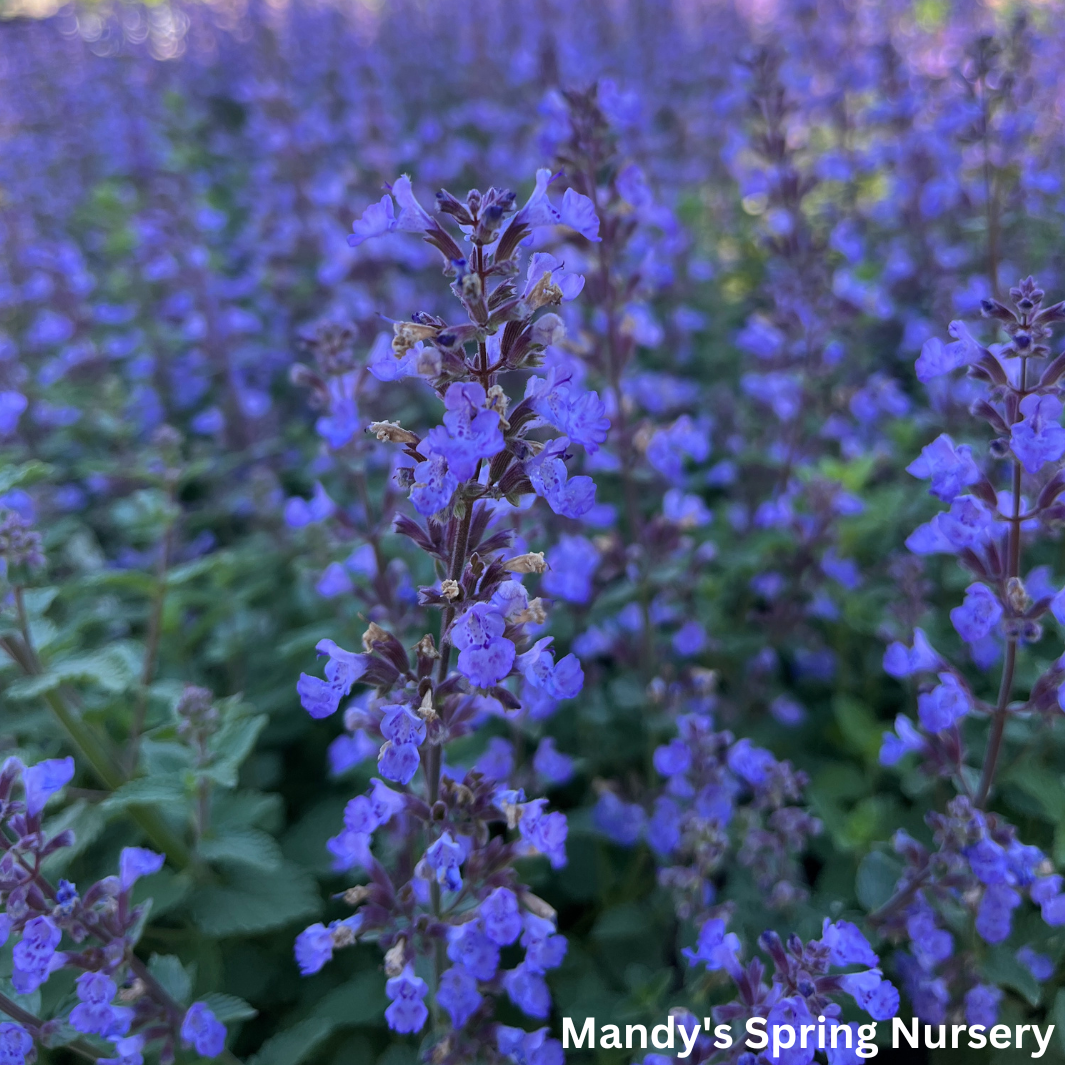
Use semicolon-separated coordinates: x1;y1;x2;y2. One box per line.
950;583;1003;643
526;439;597;519
69;972;133;1038
452;603;515;688
297;639;368;719
410;454;458;516
916;673;971;733
180;1003;226;1058
437;965;482;1028
21;756;74;816
423;382;504;481
906;434;981;501
541;534;599;604
481;888;522;945
426;831;464;891
1011;393;1065;474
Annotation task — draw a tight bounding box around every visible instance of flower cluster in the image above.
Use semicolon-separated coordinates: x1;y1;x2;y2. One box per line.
293;170;606;1062
0;756;226;1063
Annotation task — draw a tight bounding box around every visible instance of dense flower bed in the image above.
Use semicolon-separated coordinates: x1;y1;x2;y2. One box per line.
2;0;1065;1061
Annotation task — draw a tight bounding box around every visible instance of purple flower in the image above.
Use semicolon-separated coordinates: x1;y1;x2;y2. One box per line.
423;382;504;481
593;791;645;846
883;629;941;677
905;434;981;501
879;715;925;766
839;971;900;1020
906;903;953;968
741;371;803;421
522;252;586;304
936;495;996;550
646;415;711;481
525;369;608;452
391;175;433;233
653;739;692;778
976;883;1021;943
22;756;74;816
118;847;164;891
284;482;336;527
517;798;568;868
99;1035;144;1065
914;321;983;382
0;392;27;437
820;919;878;968
1017;945;1055;981
682;918;740;971
516;638;584;700
647;796;682;855
410;454;458;516
447;922;500;981
1012;394;1065;474
0;1024;32;1065
765;997;815;1065
377;741;421;786
426;832;464;891
348;194;397;246
965;984;1002;1028
663;489;712;528
69;972;133;1038
560;188;601;241
316;562;353;598
503;963;551;1018
521;913;567;972
727;738;776;786
452;603;515;687
542;534;599;604
951;583;1003;643
672;620;707;656
965;838;1009;885
526;441;597;519
315;372;360;448
12;915;62;993
294;923;334;975
497;1025;564;1065
438;965;482;1028
513;168;562;230
297;639;368;719
476;737;514;781
384;965;429;1034
916;673;971;733
532;738;574;786
481;888;522;945
328;730;378;776
180;1003;226;1058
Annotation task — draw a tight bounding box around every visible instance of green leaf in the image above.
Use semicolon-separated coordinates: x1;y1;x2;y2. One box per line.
42;799;108;874
199;828;283;871
1054;989;1065;1053
204;710;268;788
248;1018;336;1065
855;851;902;911
8;642;143;699
983;945;1041;1008
104;776;188;810
188;861;321;937
148;953;193;1005
0;461;51;495
201;992;259;1024
311;971;388;1028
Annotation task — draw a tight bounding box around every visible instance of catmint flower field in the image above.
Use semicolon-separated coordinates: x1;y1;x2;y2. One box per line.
5;0;1065;1061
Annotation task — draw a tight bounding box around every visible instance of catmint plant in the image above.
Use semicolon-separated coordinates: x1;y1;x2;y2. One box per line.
0;755;229;1064
874;278;1065;1023
293;169;606;1063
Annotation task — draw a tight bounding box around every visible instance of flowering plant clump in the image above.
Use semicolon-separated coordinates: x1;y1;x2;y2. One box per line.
8;0;1065;1061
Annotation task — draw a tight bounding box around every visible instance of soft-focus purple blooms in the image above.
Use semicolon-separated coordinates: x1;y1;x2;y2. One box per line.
447;922;500;982
914;320;983;381
284;482;336;527
497;1025;564;1065
965;984;1002;1027
1017;946;1055;981
348;194;396;246
976;884;1021;944
532;737;574;785
594;791;646;845
481;888;522;946
916;672;971;733
541;534;599;603
883;629;941;677
821;919;878;968
682;918;740;971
